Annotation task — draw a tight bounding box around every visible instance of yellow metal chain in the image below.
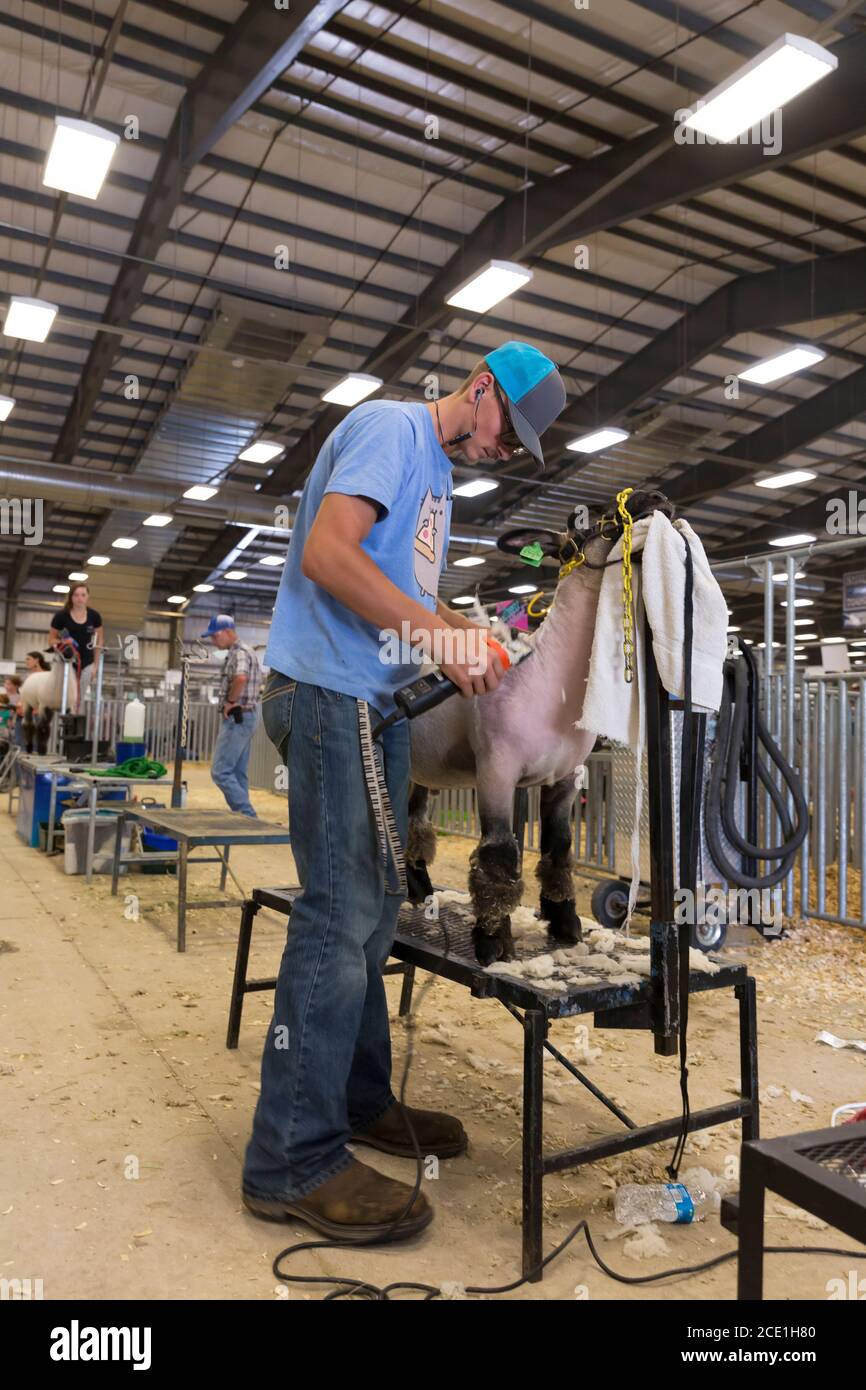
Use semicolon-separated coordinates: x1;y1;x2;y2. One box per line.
526;590;551;618
616;487;635;684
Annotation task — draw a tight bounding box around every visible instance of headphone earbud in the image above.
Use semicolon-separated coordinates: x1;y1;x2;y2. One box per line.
474;387;484;401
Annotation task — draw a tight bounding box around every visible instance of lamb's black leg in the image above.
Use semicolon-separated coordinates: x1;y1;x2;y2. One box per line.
537;775;582;945
34;709;52;757
469;790;524;964
405;782;435;903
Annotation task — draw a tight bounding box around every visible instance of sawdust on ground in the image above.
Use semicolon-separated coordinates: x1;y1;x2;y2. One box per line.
1;765;864;1302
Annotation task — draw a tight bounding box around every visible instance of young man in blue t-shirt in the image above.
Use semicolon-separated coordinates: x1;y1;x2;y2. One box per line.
243;341;567;1242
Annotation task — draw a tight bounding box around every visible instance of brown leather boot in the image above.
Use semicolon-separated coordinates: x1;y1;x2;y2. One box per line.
352;1102;468;1159
242;1158;432;1242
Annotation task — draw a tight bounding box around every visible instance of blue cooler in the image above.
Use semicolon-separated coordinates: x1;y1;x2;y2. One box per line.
116;740;147;762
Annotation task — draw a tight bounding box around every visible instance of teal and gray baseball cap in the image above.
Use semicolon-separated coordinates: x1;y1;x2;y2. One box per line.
486;341;566;467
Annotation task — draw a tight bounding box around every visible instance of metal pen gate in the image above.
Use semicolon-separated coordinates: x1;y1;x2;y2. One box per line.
82;698;223;765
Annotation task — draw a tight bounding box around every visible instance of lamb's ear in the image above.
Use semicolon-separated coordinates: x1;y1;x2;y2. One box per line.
496;527;562;560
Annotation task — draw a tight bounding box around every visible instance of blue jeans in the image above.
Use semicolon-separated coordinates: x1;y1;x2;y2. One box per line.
211;709;257;816
242;676;410;1200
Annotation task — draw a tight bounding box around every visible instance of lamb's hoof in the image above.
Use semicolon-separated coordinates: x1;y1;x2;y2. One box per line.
406;860;434;905
542;895;583;945
472;922;515;967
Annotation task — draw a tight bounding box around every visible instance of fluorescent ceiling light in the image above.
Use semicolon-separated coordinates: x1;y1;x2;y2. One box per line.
111;537;137;550
452;595;476;605
566;427;629;454
453;556;486;567
224;570;247;580
821;637;846;645
68;571;88;581
183;484;218;501
727;625;741;633
453;478;499;498
167;595;187;604
0;394;14;421
52;584;70;594
794;617;815;626
43;116;120;199
238;440;284;464
795;654;807;661
445;260;533;313
509;584;538;595
193;583;215;593
782;598;813;607
769;533;816;547
3;296;58;342
738;345;825;385
87;554;110;566
680;34;837;143
756;469;816;489
321;374;383;407
772;570;806;582
143;513;173;527
258;555;285;566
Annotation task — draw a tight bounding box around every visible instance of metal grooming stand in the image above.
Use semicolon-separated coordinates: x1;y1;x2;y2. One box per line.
226;621;759;1280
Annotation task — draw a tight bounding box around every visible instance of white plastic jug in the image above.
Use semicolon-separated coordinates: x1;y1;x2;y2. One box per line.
123;695;146;740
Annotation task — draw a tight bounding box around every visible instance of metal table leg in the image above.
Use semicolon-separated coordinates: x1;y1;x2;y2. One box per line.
227;899;258;1048
738;975;760;1141
46;770;58;854
522;1007;546;1283
219;843;230;892
737;1144;765;1300
111;810;126;897
177;840;188;952
85;782;97;883
398;964;416;1017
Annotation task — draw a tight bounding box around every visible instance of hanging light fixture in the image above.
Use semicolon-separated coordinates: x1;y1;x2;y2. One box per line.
43;116;120;199
321;374;383;406
3;297;58;342
680;34;837;143
445;261;533;313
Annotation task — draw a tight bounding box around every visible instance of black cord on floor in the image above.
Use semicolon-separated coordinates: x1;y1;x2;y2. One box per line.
273;1202;866;1300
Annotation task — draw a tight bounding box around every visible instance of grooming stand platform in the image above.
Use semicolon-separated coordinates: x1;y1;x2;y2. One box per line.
228;886;758;1281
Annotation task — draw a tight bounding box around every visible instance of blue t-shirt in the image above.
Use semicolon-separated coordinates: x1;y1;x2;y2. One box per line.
265;400;453;715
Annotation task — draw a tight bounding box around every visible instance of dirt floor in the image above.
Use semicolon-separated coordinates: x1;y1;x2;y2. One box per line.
1;764;865;1302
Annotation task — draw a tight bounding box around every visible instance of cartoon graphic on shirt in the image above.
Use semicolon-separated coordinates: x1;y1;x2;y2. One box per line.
413;487;448;598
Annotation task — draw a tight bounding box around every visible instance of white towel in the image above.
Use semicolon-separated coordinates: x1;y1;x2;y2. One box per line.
576;511;728;749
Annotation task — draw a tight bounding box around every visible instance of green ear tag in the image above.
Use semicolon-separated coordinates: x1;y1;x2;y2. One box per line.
519;541;545;567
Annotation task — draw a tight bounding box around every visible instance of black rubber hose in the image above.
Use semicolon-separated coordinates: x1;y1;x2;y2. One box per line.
704;638;808;890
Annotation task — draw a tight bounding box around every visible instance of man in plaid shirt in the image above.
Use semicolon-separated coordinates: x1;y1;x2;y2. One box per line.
201;614;262;817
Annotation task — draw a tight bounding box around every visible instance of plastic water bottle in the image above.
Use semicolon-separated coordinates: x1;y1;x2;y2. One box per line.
614;1182;710;1225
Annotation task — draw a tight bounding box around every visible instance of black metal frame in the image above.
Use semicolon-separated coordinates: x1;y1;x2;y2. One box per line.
227;884;757;1280
721;1122;866;1300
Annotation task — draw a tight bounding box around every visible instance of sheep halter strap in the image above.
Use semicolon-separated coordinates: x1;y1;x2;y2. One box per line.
616;487;635;684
